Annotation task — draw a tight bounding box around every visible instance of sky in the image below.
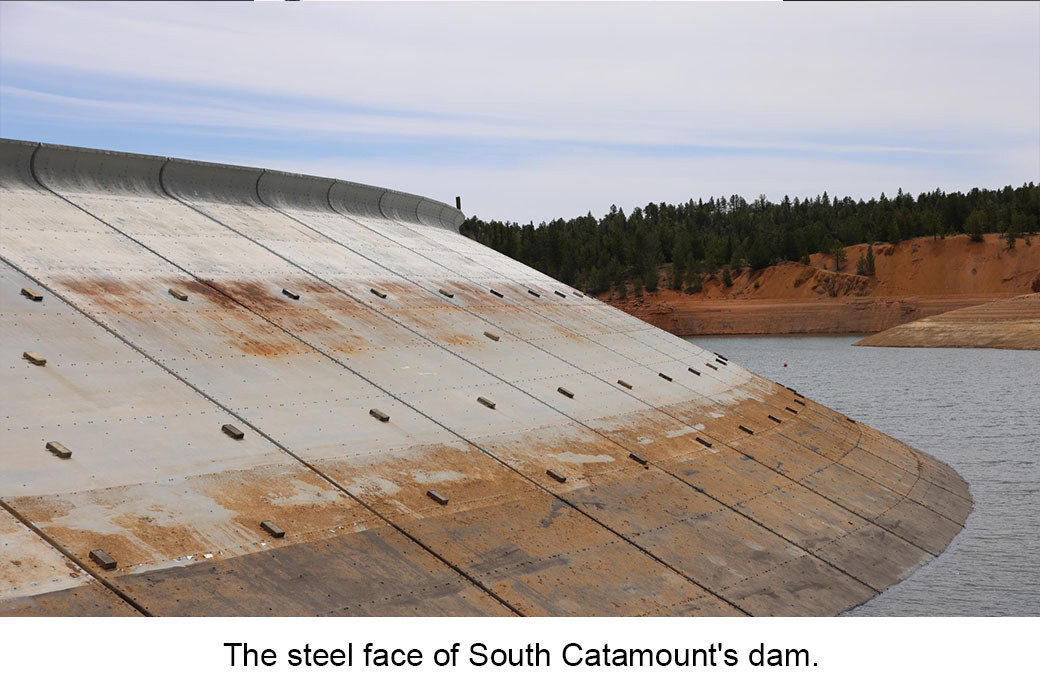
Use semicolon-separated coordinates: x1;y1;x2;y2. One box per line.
0;1;1037;222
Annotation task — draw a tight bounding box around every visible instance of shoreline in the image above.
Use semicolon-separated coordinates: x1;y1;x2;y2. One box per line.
855;293;1040;350
598;234;1039;339
604;294;1014;337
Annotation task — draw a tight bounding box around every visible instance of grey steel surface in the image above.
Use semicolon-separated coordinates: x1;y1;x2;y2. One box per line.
0;138;971;615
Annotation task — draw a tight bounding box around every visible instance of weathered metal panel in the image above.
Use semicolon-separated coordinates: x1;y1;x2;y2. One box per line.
0;259;512;616
313;442;737;616
8;145;733;615
113;527;514;617
0;138;972;616
0;508;137;616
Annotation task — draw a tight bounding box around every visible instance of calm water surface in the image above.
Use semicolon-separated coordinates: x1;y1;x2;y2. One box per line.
686;335;1039;616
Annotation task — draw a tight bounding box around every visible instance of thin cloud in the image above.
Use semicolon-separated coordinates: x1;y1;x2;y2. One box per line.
0;1;1036;221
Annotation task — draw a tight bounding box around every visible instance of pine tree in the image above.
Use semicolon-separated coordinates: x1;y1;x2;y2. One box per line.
685;267;703;294
964;210;987;242
856;245;876;276
832;242;847;272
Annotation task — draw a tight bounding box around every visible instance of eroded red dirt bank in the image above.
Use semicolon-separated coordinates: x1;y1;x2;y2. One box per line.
603;234;1040;336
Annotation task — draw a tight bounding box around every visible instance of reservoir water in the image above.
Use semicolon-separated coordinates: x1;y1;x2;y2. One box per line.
686;335;1039;616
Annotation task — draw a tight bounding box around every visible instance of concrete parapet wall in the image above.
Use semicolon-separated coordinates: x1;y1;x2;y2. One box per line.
2;138;463;230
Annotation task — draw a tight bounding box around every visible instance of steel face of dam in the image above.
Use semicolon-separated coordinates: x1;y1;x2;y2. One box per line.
0;138;971;616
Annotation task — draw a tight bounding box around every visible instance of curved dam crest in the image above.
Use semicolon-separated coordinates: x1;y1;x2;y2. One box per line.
0;138;971;616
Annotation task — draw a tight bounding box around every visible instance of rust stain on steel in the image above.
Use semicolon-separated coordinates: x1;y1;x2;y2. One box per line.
55;276;312;358
451;421;879;615
0;510;139;616
114;526;515;617
306;440;736;616
0;581;140;617
8;463;375;572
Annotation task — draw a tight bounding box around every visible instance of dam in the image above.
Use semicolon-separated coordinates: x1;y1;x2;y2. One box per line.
0;139;972;616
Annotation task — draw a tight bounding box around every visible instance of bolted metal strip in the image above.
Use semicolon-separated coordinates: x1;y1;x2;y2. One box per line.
21;287;43;301
738;424;755;435
483;330;500;342
45;441;71;459
281;288;300;300
658;372;673;382
370;287;387;299
477;396;496;409
369;408;390;423
426;489;449;506
617;379;632;389
546;469;567;483
629;452;648;466
438;288;455;298
768;414;782;423
688;367;701;376
260;520;285;538
221;423;245;440
695;436;712;448
557;386;574;399
23;351;46;366
168;287;188;301
89;549;117;570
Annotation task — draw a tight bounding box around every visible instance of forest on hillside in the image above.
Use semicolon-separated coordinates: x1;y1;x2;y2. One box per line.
461;183;1040;296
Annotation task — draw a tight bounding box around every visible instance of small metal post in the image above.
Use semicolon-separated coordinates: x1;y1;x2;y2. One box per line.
46;441;71;459
89;549;117;570
23;351;46;366
260;521;285;538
